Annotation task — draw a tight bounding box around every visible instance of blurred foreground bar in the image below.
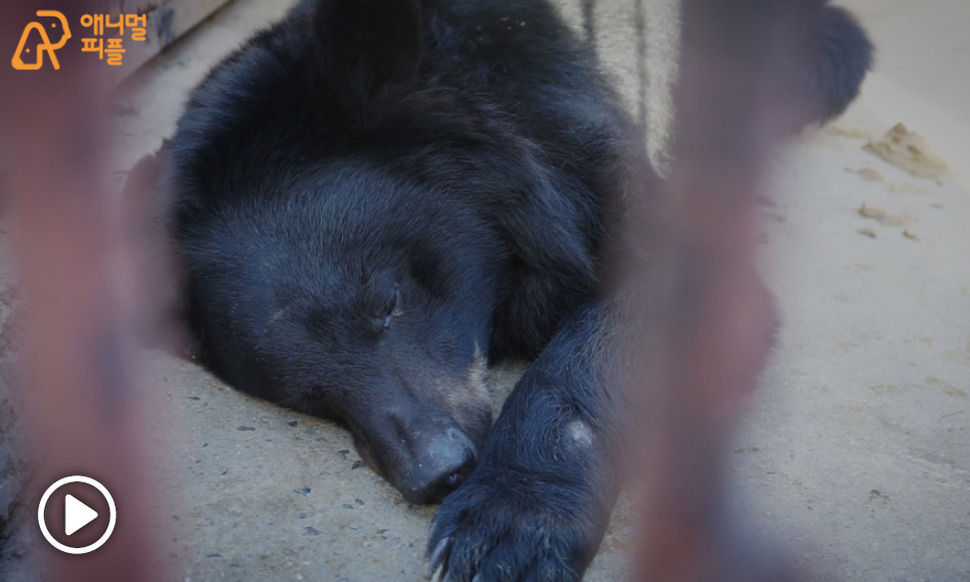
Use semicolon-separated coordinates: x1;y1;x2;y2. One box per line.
1;1;161;579
633;1;814;581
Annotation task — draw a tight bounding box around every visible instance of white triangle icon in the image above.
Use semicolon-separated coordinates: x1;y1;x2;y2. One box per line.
64;494;99;536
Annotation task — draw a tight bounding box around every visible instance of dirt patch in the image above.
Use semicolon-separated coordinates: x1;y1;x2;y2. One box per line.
858;203;915;228
825;126;871;140
927;377;967;398
887;182;927;195
856;168;883;182
864;123;949;179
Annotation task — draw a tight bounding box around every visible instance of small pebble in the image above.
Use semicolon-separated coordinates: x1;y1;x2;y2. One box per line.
859;203;885;220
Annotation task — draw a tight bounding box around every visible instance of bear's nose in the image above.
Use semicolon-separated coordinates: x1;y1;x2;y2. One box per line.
402;427;477;505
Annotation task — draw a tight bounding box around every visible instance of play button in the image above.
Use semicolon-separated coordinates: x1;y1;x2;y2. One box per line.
64;494;99;536
38;475;117;554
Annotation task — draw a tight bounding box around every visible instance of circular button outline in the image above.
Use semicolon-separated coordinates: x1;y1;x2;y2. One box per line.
37;475;117;555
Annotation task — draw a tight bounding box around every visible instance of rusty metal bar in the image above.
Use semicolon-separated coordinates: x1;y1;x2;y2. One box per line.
1;1;161;579
632;1;815;581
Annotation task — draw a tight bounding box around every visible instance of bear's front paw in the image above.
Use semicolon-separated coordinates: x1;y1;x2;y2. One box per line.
427;471;603;582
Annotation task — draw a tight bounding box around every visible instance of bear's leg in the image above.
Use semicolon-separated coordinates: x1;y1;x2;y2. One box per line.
428;301;617;582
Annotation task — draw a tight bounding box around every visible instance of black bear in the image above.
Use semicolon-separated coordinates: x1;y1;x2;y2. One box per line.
154;0;872;579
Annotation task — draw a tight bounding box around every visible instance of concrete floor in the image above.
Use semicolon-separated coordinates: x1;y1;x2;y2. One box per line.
3;0;969;580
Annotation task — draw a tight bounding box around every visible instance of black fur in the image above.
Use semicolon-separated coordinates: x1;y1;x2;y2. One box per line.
781;1;875;126
158;1;872;580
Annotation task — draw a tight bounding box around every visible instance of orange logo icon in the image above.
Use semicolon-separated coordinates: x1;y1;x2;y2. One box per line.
12;10;73;70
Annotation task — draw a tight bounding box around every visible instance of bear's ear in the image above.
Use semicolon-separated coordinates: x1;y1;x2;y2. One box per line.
308;0;423;109
777;1;873;129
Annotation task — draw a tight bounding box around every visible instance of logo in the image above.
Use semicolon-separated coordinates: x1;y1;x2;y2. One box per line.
12;10;72;70
11;11;148;70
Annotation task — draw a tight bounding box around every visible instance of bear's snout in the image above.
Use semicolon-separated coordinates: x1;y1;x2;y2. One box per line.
398;426;477;505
